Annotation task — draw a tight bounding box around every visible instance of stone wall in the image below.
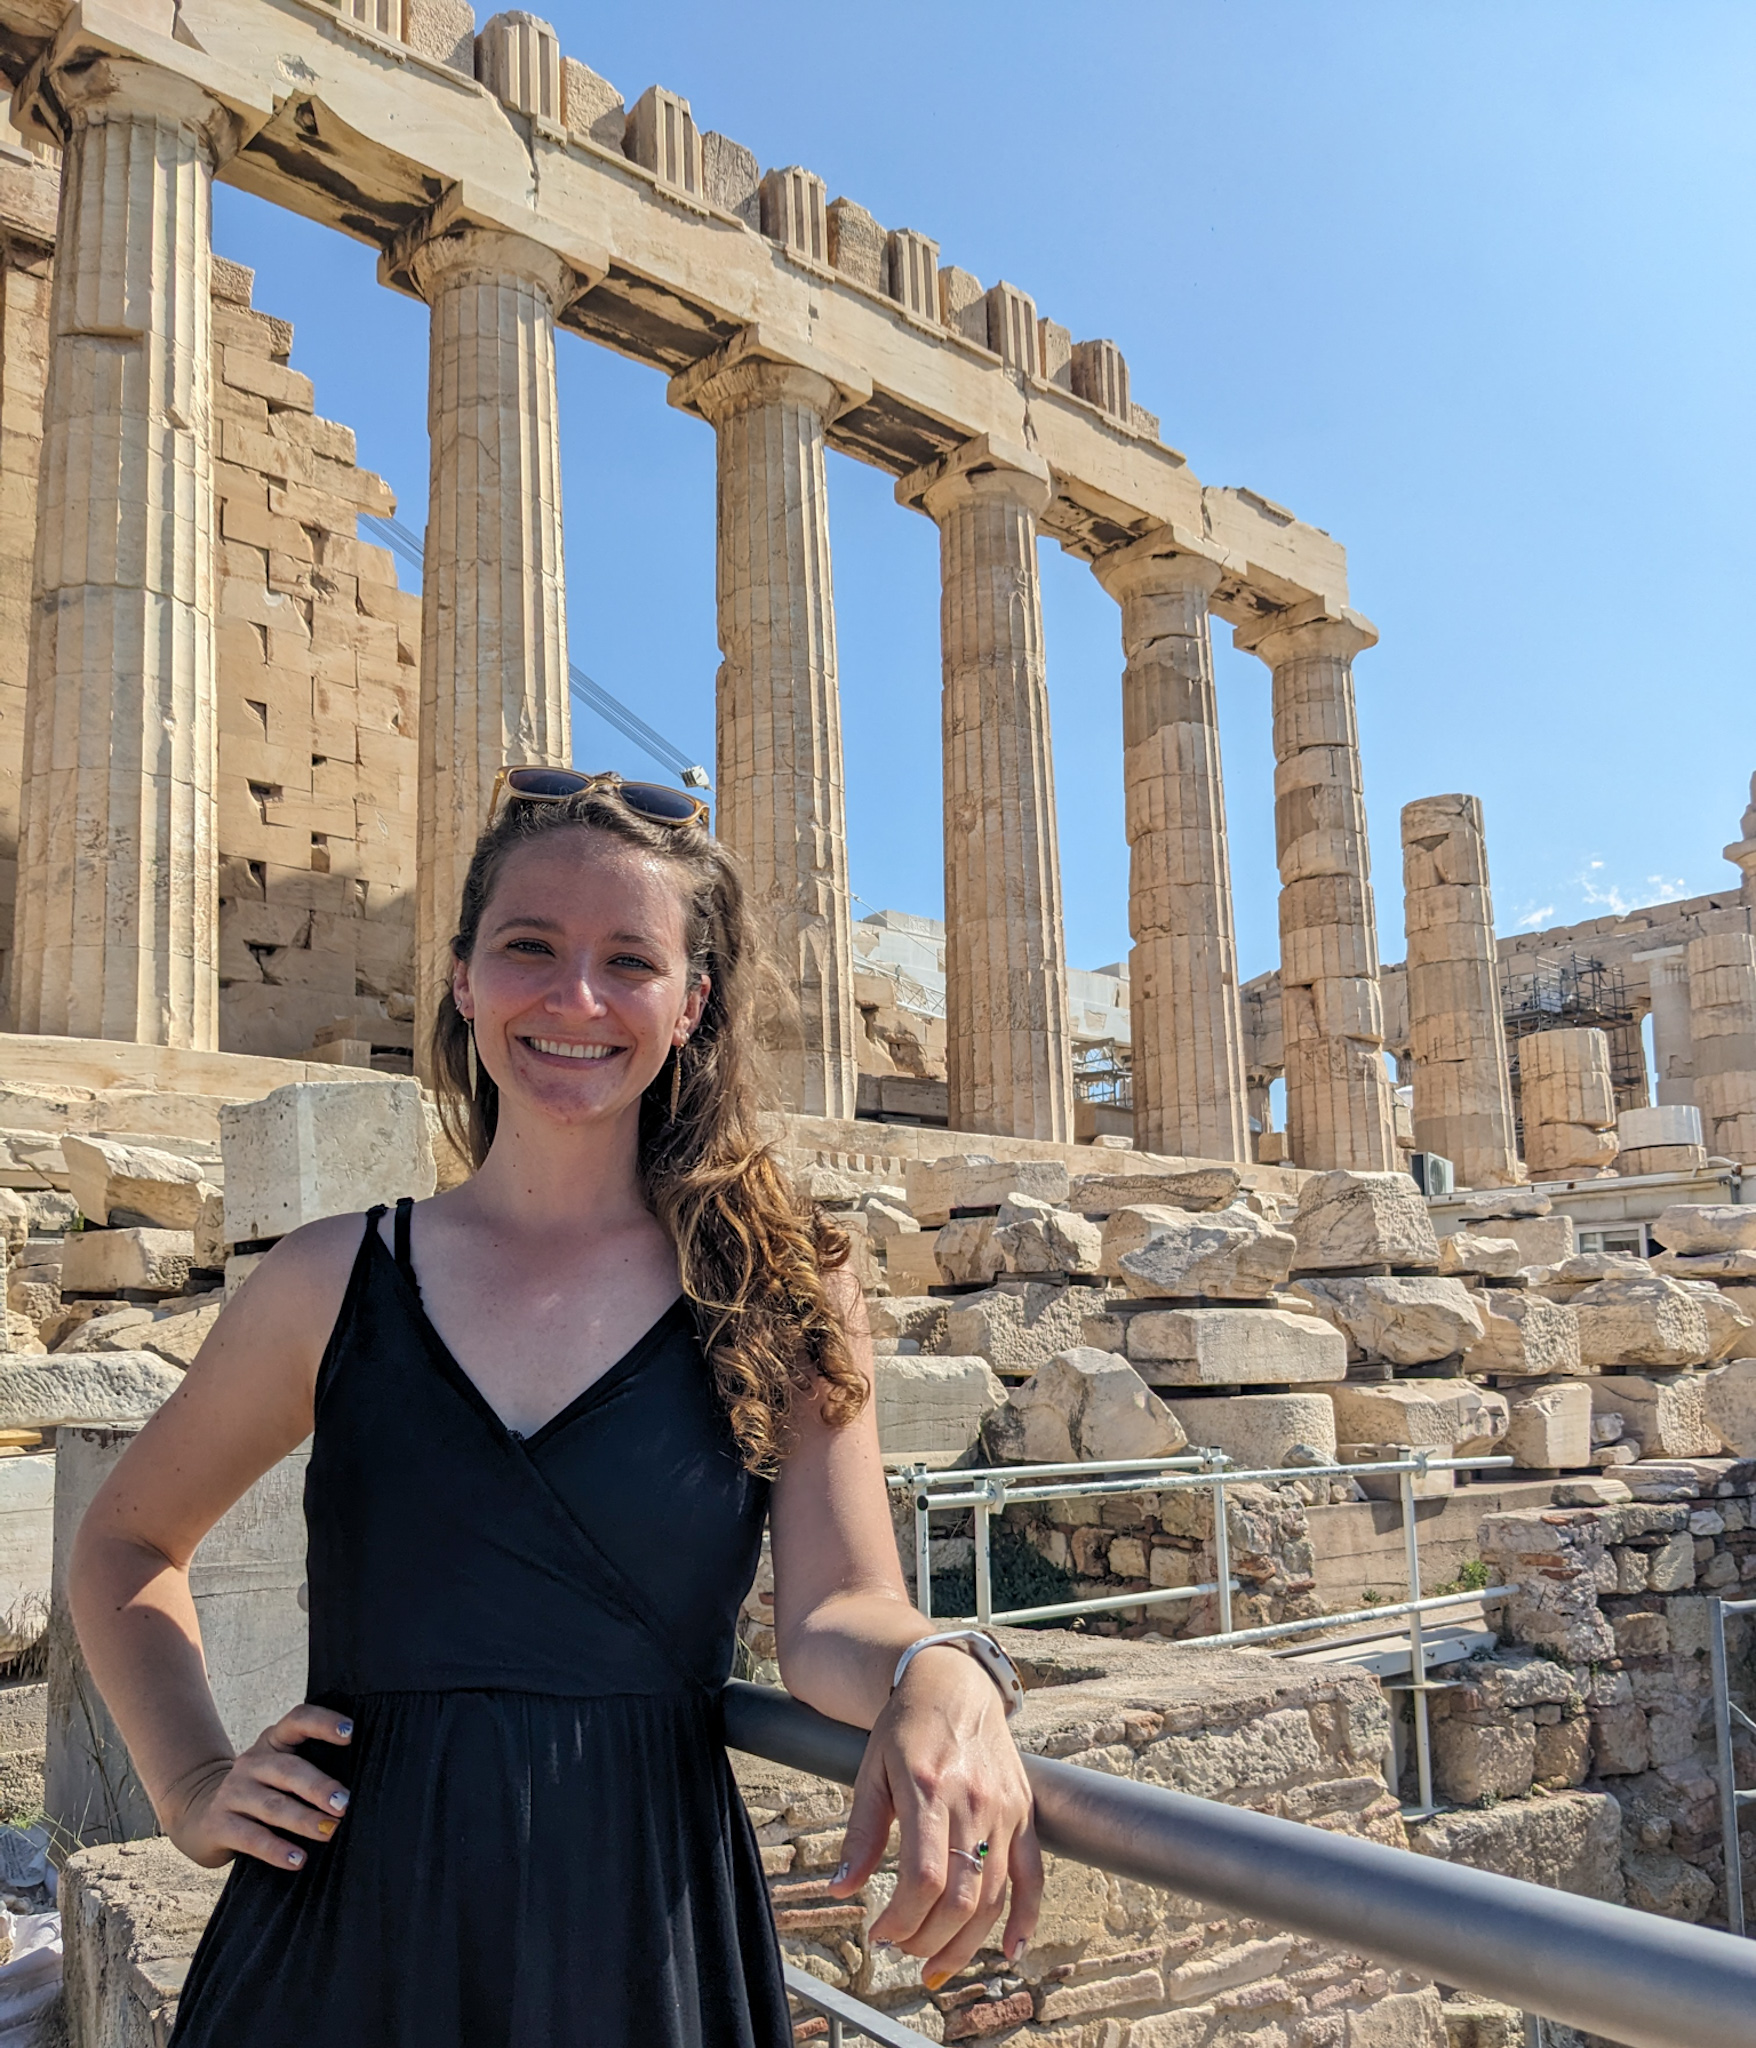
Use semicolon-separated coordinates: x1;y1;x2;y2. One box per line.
1466;1459;1756;1931
208;259;421;1063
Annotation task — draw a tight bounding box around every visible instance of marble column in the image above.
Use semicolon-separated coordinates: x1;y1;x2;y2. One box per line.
1400;793;1519;1189
1236;603;1397;1171
1687;931;1756;1166
1647;952;1695;1106
405;225;572;1025
1092;534;1248;1161
1519;1027;1619;1177
670;340;859;1120
900;437;1073;1143
10;60;238;1046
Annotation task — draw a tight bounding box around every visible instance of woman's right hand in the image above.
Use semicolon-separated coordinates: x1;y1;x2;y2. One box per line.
162;1704;355;1871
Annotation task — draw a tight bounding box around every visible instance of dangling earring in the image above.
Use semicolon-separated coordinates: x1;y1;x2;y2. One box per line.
466;1021;479;1097
669;1037;686;1120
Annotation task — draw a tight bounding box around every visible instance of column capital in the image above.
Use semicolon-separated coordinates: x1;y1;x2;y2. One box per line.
379;182;606;310
1233;596;1378;667
1090;522;1242;605
17;50;241;163
897;432;1053;523
667;324;871;426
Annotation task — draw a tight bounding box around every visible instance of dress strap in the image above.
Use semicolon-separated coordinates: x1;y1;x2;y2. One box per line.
393;1195;422;1301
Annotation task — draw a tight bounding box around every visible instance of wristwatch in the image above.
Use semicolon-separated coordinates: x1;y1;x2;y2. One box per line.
891;1630;1025;1719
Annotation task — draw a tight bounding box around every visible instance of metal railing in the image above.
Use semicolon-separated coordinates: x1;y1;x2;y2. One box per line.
894;1450;1517;1815
1710;1594;1756;1938
725;1680;1756;2048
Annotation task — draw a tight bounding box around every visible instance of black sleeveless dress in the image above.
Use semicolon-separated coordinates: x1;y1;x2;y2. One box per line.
169;1200;792;2048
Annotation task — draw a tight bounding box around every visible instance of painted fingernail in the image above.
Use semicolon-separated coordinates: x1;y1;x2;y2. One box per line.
335;1720;354;1739
286;1848;305;1868
318;1820;337;1839
922;1972;947;1992
873;1940;896;1953
328;1790;349;1813
831;1861;849;1886
1009;1937;1028;1962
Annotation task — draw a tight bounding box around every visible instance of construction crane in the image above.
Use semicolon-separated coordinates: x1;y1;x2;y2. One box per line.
359;513;711;791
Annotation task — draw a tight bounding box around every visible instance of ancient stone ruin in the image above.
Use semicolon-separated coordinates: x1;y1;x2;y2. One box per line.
0;0;1747;2043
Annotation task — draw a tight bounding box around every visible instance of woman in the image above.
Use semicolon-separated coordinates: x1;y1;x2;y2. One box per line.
71;771;1041;2047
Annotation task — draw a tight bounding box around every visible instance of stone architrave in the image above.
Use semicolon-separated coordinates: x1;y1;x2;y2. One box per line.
899;436;1074;1142
1518;1029;1619;1177
1400;794;1520;1190
1686;931;1756;1166
1090;534;1249;1161
10;60;241;1048
669;331;868;1119
394;210;582;1033
1234;604;1397;1171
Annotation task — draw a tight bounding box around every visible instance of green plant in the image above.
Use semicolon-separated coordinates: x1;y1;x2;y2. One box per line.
930;1524;1079;1628
1433;1557;1491;1596
1361;1589;1386;1607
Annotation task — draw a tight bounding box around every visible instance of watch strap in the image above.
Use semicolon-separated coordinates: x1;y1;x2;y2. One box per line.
891;1629;1025;1719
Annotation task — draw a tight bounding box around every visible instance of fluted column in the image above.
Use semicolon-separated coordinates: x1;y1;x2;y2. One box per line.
10;60;238;1046
1401;793;1520;1189
406;225;572;1023
1648;953;1695;1106
900;437;1073;1142
1092;535;1248;1161
1236;603;1397;1171
670;339;860;1119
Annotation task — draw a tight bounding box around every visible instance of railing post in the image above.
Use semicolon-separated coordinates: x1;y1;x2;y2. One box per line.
1710;1594;1746;1938
1212;1476;1234;1636
974;1479;999;1627
1401;1456;1434;1815
912;1473;933;1622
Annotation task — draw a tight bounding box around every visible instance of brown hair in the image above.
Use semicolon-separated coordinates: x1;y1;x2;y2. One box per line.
431;787;863;1473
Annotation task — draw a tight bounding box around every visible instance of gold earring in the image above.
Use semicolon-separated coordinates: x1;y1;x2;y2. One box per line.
466;1022;479;1097
668;1039;685;1121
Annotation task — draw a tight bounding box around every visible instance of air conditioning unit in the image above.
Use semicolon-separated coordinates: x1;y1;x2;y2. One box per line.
1411;1151;1455;1198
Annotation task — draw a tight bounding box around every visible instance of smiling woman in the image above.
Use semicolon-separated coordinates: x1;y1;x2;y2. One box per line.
65;775;1042;2048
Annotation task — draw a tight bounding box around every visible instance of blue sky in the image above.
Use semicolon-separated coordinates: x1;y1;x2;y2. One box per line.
213;0;1755;983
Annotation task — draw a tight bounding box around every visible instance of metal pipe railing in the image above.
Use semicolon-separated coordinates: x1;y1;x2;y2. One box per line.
897;1450;1514;1812
725;1681;1756;2048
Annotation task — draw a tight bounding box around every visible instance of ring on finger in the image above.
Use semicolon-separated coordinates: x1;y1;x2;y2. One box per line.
949;1840;991;1871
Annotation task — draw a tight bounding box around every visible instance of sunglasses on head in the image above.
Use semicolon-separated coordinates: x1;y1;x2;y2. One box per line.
487;766;710;830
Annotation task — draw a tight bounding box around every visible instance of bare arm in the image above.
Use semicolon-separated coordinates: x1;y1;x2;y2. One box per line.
769;1275;1041;1983
70;1213;363;1868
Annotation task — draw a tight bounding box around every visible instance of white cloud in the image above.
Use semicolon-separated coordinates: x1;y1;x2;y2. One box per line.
1515;903;1556;930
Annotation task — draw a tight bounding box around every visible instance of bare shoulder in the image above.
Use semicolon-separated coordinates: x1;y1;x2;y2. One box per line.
225;1209;371;1330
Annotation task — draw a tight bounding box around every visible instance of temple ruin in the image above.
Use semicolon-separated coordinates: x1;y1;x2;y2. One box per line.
0;5;1751;2045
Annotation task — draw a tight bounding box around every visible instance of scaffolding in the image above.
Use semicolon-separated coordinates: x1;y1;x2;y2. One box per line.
1500;950;1649;1128
1072;1038;1133;1110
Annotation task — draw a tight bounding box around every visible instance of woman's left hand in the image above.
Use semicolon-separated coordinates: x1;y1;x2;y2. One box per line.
826;1645;1042;1988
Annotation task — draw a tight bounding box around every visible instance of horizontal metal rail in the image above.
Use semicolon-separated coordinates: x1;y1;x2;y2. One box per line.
1186;1585;1517;1650
979;1576;1228;1628
782;1962;926;2047
725;1681;1756;2048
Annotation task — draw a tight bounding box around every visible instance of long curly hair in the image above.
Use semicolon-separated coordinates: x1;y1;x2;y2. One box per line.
430;786;863;1474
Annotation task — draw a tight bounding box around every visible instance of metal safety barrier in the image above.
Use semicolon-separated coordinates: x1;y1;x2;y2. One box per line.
894;1449;1516;1815
725;1680;1756;2048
